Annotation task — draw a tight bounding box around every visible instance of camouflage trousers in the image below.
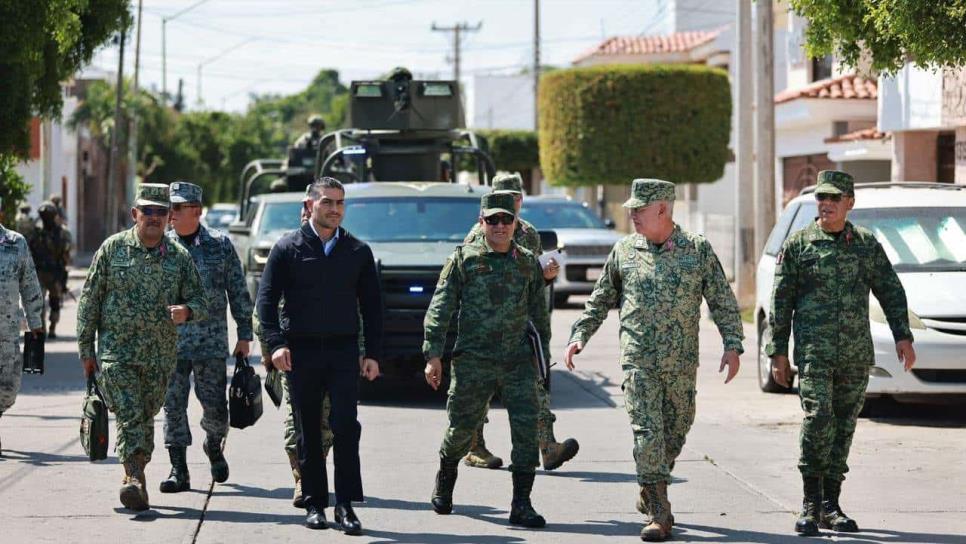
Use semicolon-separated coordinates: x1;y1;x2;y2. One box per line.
473;376;555;448
97;360;171;463
0;339;22;414
38;275;63;327
282;370;333;456
163;357;229;448
798;363;869;481
622;363;697;485
440;357;539;473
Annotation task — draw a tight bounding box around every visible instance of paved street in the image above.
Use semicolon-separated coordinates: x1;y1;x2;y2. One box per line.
1;275;964;543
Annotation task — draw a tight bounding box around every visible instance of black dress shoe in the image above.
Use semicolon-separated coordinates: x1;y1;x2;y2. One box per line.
305;505;328;530
334;503;363;536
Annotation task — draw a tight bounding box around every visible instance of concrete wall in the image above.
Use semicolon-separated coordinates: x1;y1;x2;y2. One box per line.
958;126;966;184
843;159;891;183
879;66;944;132
891;131;939;181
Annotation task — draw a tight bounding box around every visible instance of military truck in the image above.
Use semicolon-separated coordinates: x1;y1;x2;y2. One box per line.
231;70;515;380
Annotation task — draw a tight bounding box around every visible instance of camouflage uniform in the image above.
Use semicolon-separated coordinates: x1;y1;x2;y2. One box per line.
162;183;253;450
766;173;912;483
0;225;44;426
26;204;70;336
76;188;208;465
569;180;744;487
14;208;35;238
424;200;550;473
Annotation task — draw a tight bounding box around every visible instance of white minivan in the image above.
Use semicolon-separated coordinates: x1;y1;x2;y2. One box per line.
755;183;966;402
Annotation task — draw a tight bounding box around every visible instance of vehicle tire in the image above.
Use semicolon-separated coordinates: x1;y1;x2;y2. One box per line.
758;320;786;393
553;293;569;307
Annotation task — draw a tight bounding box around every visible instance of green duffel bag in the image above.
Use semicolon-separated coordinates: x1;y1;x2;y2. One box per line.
80;376;109;461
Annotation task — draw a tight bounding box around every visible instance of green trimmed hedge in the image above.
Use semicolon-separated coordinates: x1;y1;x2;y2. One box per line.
476;129;539;172
538;64;731;186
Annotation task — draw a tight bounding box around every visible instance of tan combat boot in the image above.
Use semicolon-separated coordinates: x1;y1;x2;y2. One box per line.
540;438;579;471
463;431;503;469
287;450;305;508
119;456;149;511
639;482;672;542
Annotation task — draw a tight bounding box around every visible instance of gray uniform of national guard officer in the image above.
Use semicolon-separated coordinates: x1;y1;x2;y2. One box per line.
0;220;44;455
161;182;253;492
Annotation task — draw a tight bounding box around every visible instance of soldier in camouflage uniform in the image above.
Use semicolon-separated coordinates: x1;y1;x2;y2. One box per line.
766;170;916;536
159;182;253;494
565;179;743;542
14;204;35;238
26;202;71;339
424;192;550;528
77;183;208;512
0;214;45;456
462;173;578;472
294;115;326;150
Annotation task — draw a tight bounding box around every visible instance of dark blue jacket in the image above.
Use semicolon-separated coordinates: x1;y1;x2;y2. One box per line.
257;223;383;360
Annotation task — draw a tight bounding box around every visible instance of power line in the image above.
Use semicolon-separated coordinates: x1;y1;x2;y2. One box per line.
431;21;483;82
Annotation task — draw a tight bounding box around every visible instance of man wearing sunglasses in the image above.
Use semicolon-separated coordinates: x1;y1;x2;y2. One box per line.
766;170;916;536
460;173;578;474
77;183;208;512
564;178;743;542
425;191;550;528
158;182;253;494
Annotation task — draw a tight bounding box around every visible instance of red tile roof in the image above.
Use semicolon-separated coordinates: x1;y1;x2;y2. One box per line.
775;74;877;104
824;127;890;143
573;30;721;64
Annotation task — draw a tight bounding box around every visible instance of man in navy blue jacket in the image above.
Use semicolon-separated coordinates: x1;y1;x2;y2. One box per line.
257;177;383;534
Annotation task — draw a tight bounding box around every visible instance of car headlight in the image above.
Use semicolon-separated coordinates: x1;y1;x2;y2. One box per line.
869;300;926;330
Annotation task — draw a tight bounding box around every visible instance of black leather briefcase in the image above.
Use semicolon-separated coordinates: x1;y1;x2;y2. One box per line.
229;355;263;429
22;331;45;374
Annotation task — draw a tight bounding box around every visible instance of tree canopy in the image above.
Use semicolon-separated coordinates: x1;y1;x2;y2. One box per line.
789;0;966;74
0;0;130;157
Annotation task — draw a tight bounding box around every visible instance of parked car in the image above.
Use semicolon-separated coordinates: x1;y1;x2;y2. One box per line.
755;182;966;402
203;203;239;230
521;195;622;306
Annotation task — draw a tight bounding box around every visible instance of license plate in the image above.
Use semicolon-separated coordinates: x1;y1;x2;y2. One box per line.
585;267;602;281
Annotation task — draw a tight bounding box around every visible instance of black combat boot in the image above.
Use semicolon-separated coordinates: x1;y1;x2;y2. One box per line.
203;437;229;483
159;447;190;493
431;456;459;514
795;475;822;536
509;471;546;528
821;478;859;532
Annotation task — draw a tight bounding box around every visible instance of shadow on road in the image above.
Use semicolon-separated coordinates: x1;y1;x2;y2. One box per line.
674;522;966;543
20;350;86;395
862;398;966;428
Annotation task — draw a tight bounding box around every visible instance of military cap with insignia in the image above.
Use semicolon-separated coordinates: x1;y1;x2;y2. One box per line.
814;170;854;196
135;183;171;208
169;181;203;204
622;178;676;209
492;173;524;194
481;192;517;217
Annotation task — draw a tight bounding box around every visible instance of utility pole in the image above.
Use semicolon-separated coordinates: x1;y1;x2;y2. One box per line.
734;0;755;308
162;0;212;104
533;0;540;131
107;30;126;235
754;0;776;260
127;0;143;212
431;21;482;84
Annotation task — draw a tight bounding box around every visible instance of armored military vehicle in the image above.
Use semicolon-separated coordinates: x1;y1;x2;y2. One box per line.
232;70;516;381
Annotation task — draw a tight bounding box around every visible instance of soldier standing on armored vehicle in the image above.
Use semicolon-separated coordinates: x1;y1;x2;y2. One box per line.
159;182;253;494
27;202;71;339
294;115;326;151
461;173;578;473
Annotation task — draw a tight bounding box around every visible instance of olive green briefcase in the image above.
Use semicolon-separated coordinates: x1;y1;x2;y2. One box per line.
80;376;109;461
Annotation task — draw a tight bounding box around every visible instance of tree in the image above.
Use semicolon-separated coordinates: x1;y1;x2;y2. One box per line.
0;154;31;223
0;0;130;157
539;64;731;186
789;0;966;74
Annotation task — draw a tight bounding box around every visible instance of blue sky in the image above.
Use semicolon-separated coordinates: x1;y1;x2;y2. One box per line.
88;0;669;112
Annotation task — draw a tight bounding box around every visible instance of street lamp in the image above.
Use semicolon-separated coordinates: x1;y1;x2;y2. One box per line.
196;38;256;108
162;0;212;105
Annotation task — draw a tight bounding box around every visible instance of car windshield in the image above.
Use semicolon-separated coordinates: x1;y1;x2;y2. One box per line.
520;201;607;229
791;202;966;272
257;197;482;242
204;209;236;228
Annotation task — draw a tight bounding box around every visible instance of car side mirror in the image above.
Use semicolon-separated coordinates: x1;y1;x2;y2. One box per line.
538;230;559;251
604;218;616;229
228;222;251;236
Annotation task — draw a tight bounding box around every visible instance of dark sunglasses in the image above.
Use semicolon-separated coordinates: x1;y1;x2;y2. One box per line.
171;203;201;211
138;207;169;217
815;193;844;202
484;214;515;226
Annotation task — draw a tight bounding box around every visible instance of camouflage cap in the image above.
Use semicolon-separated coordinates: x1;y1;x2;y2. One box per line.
622;178;676;209
814;170;854;196
169;181;203;203
38;201;57;217
308;114;325;129
492;173;524;194
135;183;170;208
481;192;516;217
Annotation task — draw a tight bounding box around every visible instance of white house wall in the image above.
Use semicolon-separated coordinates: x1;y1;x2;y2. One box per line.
468;74;534;131
879;65;944;131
